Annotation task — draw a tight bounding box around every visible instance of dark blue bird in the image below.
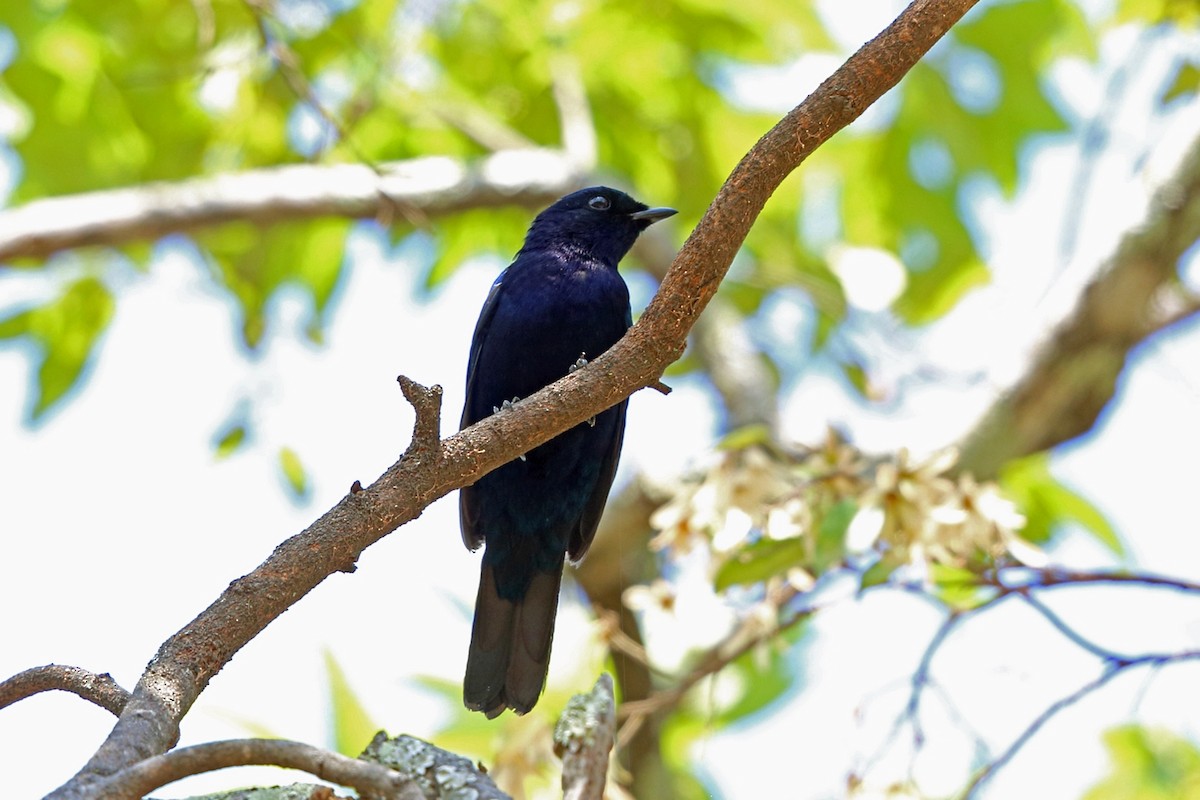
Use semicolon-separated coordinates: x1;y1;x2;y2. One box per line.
460;186;676;717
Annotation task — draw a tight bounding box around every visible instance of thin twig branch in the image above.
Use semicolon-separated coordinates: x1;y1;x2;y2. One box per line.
96;738;421;800
995;566;1200;595
963;649;1200;798
617;583;811;726
0;664;130;716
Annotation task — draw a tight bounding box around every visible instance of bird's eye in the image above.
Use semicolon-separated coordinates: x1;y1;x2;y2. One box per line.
588;196;611;211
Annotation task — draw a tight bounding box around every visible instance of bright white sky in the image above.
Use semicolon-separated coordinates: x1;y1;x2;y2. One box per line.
3;6;1200;800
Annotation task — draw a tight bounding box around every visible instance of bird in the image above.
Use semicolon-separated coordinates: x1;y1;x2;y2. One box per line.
459;186;676;718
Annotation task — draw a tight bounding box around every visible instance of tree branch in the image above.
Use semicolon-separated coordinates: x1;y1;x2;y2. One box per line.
0;664;130;717
956;129;1200;479
554;674;617;800
0;149;585;263
359;732;511;800
49;2;980;796
96;738;423;800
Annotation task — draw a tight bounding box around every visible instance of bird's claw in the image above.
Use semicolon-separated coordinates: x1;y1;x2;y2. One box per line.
492;397;526;460
492;396;521;414
568;354;597;427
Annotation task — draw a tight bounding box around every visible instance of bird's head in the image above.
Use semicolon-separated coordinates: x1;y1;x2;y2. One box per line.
521;186;677;266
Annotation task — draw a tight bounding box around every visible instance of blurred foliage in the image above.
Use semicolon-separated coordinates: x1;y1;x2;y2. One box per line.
0;275;114;419
323;648;382;757
1083;725;1200;800
999;451;1124;555
2;0;1104;420
278;444;310;499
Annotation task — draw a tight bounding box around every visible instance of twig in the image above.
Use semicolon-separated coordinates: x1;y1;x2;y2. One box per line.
617;584;809;724
0;664;130;716
962;649;1200;798
397;375;443;455
95;738;421;800
1016;590;1136;663
995;566;1200;595
242;0;357;159
555;674;617;800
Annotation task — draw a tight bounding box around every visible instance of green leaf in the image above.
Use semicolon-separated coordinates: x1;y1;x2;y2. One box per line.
1162;61;1200;104
859;557;900;592
1000;453;1125;556
813;499;856;572
1114;0;1200;26
714;536;806;592
930;563;992;611
0;276;115;420
712;621;806;724
424;207;525;291
278;446;310;499
838;358;872;398
323;649;380;757
715;424;774;451
213;423;248;458
199;218;350;348
1083;725;1200;800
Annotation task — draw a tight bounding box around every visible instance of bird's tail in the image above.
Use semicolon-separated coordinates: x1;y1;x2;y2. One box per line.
464;560;563;718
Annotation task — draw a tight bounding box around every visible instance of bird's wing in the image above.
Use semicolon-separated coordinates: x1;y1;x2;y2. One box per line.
460;271;507;430
568;399;627;562
460;270;507;551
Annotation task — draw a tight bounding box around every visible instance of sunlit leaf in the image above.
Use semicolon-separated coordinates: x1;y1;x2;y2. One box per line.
859;555;900;592
814;499;855;572
714;536;806;592
278;446;310;499
1001;453;1125;556
323;649;380;757
212;423;248;458
716;424;774;451
1162;61;1200;104
0;276;115;421
1083;725;1200;800
930;562;993;610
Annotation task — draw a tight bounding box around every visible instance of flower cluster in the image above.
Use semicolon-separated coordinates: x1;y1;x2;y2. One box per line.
642;431;1041;598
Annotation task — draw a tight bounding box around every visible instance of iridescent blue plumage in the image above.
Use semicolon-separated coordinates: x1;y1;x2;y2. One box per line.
459;186;675;717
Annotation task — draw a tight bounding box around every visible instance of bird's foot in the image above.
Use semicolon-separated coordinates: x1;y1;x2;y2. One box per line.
491;396;522;414
568;354;597;427
492;397;526;460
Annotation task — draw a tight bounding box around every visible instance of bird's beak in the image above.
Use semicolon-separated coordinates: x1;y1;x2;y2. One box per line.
629;207;678;224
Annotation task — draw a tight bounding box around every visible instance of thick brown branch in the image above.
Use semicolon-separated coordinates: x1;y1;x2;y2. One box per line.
0;664;130;717
956;130;1200;479
50;2;978;796
0;149;584;263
